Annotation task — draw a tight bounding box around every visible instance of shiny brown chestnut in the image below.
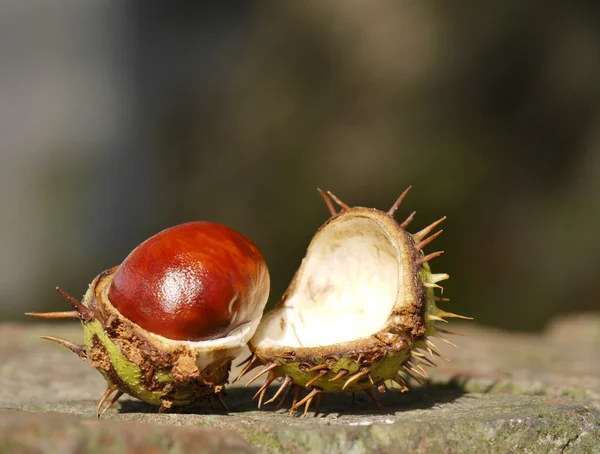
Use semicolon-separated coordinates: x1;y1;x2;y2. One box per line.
109;221;269;341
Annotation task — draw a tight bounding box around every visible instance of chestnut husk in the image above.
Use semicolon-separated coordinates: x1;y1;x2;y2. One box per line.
237;189;471;415
34;266;261;416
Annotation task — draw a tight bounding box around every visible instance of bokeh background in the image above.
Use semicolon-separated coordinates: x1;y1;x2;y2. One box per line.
2;1;599;331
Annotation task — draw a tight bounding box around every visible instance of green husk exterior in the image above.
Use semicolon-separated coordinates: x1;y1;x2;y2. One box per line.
255;349;410;392
79;268;234;408
83;319;194;406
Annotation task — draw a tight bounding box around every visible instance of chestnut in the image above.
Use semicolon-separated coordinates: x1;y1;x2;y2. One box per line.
27;221;270;416
109;222;269;342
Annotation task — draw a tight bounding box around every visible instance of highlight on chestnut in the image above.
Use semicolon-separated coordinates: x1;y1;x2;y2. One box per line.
27;221;270;416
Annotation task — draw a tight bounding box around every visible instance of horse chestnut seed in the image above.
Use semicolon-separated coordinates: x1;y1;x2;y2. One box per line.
27;221;270;415
108;222;269;342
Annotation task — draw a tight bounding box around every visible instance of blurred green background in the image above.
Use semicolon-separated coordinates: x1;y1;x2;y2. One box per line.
1;1;599;331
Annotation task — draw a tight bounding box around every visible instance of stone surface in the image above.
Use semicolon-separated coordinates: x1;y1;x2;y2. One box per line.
1;316;600;453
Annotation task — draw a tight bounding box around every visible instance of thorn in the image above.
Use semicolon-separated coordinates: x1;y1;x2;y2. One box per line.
387;186;412;217
429;273;450;284
100;390;123;415
368;373;375;385
289;386;302;415
413;352;436;367
392;375;409;392
302;395;315;417
326;191;350;211
252;383;271;405
234;355;259;383
25;311;81;320
246;362;278;386
158;404;166;414
342;370;368;391
291;388;322;413
96;387;115;418
427;314;448;323
253;372;276;408
416;251;444;266
305;369;328;387
314;393;323;416
317;189;337;216
402;368;426;386
421;356;438;368
400;211;417;229
275;379;294;410
431;350;451;362
425;339;441;354
438;335;458;348
56;287;93;320
423;282;443;290
437;328;464;337
435;309;473;320
364;388;383;408
435;296;450;302
253;371;276;400
414;230;443;251
264;375;292;406
415;364;429;377
307;363;329;373
413;216;447;241
236;354;254;367
328;369;348;382
256;387;268;409
408;366;428;379
215;392;230;413
206;394;216;412
39;336;87;359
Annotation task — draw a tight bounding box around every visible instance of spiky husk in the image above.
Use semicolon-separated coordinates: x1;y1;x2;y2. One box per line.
239;189;470;415
32;267;258;415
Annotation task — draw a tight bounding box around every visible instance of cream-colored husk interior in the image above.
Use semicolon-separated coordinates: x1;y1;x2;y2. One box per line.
254;215;403;348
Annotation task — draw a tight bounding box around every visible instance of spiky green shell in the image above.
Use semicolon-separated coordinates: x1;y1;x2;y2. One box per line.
242;191;469;413
82;319;193;406
80;268;255;410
